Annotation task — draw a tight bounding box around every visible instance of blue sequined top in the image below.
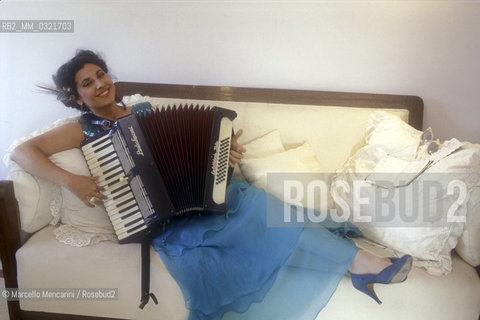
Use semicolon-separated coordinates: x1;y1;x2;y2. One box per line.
79;102;152;139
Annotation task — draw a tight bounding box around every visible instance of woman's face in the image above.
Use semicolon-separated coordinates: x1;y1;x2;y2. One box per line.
74;63;116;110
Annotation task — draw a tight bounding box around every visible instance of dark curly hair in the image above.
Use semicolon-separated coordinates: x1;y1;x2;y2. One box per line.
53;50;109;112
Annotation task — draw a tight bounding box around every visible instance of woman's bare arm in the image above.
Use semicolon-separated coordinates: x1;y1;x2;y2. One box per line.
10;121;106;207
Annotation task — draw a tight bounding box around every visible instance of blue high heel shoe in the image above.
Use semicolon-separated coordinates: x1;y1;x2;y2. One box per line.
350;255;413;304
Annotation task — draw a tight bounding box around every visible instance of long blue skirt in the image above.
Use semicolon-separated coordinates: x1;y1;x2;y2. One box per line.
152;178;361;320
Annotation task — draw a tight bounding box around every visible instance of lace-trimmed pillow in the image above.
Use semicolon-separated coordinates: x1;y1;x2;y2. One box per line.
49;148;116;246
3;116;79;233
4;116;117;246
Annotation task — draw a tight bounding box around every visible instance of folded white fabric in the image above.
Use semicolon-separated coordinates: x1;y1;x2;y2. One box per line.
332;111;480;275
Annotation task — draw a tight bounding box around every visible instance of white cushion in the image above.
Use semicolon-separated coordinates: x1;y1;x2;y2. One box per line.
3;116;79;233
49;149;115;236
243;129;285;159
445;143;480;267
332;111;480;274
240;141;328;212
3;116;115;243
365;111;423;161
5;170;58;233
16;226;187;320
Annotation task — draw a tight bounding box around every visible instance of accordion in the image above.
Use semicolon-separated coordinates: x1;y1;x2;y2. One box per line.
80;105;237;244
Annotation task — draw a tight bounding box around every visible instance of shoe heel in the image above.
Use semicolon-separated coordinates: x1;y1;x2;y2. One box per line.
351;275;382;304
366;283;382;304
350;254;412;304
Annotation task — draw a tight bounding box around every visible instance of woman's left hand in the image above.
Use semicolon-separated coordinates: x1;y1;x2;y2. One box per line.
229;129;246;168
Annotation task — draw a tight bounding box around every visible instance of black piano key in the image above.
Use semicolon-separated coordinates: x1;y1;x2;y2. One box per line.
119;203;137;213
97;150;116;162
102;163;122;176
110;183;129;195
92;142;113;155
107;178;122;187
91;159;119;176
99;155;119;168
119;209;140;220
116;197;134;208
91;135;110;148
105;168;124;182
113;189;131;201
124;217;143;228
126;223;146;235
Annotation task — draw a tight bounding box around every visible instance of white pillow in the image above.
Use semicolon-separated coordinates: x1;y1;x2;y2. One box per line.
240;142;328;211
332;112;480;275
243;129;285;159
339;113;421;175
456;186;480;266
3;116;116;243
3;116;79;233
49;149;115;235
444;142;480;267
365;111;423;161
5;170;58;233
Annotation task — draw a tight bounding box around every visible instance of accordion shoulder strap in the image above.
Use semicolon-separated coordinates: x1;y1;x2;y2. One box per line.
139;237;158;309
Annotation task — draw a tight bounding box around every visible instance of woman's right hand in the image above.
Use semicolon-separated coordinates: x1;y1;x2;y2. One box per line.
65;173;107;208
10;122;108;208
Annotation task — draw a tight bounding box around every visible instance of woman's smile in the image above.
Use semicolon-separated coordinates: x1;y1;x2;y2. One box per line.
97;87;111;98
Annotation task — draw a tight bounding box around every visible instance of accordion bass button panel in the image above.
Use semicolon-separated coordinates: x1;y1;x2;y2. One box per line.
212;116;234;205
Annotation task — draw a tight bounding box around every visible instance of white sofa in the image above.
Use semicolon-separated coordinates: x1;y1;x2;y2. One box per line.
1;83;479;320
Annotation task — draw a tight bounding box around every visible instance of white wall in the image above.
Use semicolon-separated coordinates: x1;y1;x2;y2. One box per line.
1;1;479;179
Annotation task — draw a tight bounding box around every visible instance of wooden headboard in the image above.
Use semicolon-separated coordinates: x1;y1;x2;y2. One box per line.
114;82;424;130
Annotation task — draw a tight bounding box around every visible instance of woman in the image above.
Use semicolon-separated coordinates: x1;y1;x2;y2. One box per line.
11;49;413;320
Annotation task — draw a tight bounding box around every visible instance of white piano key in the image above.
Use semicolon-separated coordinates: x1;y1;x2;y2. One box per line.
109;187;133;201
117;225;147;240
108;206;139;222
112;213;143;230
85;145;114;162
104;188;131;205
103;181;130;196
86;149;116;167
83;139;112;159
100;176;129;190
97;172;126;188
88;153;117;171
109;187;131;200
110;210;140;226
105;191;134;210
105;197;136;214
115;219;145;235
81;135;110;152
83;137;110;151
106;199;137;217
111;212;142;227
98;167;124;185
108;206;138;222
90;159;121;176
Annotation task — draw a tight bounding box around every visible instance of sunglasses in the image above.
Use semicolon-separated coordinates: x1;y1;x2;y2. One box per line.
364;128;440;189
